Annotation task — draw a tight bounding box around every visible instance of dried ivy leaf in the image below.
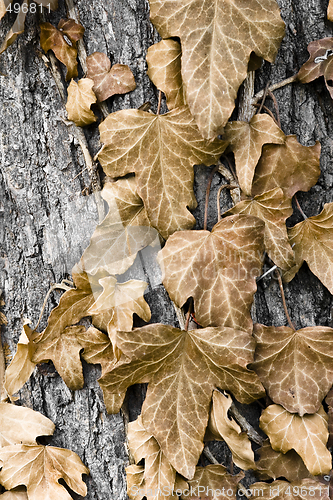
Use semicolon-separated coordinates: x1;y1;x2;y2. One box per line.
252;323;333;415
260;405;331;475
247;479;329;500
157;214;264;331
206;390;256;470
149;0;285;139
222;115;285;196
100;323;264;478
0;489;28;500
146;39;185;110
78;326;115;375
80;178;158;276
255;440;312;481
66;78;97;127
40;19;85;80
86;52;136;102
297;38;333;99
0;403;55;447
225;188;294;271
181;464;243;500
252;136;321;199
126;465;145;500
0;0;28;55
284;203;333;292
0;445;89;500
97;107;227;239
329;1;333;21
4;325;36;396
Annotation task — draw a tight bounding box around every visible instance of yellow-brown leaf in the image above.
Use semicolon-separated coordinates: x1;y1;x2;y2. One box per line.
329;0;333;21
298;38;333;99
183;464;243;499
4;325;36;396
255;440;311;481
66;78;97;127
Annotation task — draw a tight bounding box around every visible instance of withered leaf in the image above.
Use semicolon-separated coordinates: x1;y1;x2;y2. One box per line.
260;404;332;475
247;479;329;500
0;0;28;55
100;323;264;478
252;323;333;415
181;464;243;500
329;0;333;21
78;326;115;376
97;106;227;239
66;78;97;127
149;0;285;139
0;445;88;500
157;214;264;331
255;440;311;481
297;38;333;99
225;188;294;271
0;403;54;447
86;52;136;102
80;177;158;276
32;325;86;391
40;19;85;80
126;465;145;500
0;490;28;500
284;203;333;293
4;325;36;396
222;115;285;196
206;390;256;470
146;39;185;110
252;136;321;199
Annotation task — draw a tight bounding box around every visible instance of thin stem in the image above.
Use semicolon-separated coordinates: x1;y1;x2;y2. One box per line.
203;447;219;465
34;281;74;331
257;264;278;282
294;194;307;220
252;74;298;104
268;89;281;128
204;164;220;230
228;402;265;446
217;184;238;221
274;270;296;331
184;299;193;331
257;80;270;115
253;103;279;125
157;90;162;115
222;154;237;181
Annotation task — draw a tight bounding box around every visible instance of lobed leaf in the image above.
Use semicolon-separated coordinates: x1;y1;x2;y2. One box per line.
66;78;97;127
157;214;264;331
181;464;243;499
297;38;333;99
78;326;116;376
260;404;332;475
97;106;227;239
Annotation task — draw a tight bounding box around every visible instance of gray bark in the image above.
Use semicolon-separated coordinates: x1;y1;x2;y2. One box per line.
0;0;332;498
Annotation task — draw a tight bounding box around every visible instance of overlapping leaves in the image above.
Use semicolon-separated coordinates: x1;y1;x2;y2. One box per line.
298;38;333;99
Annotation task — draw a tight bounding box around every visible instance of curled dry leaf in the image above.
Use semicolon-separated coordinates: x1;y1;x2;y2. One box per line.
0;488;28;500
0;402;54;447
97;106;227;239
4;325;36;396
247;479;329;500
149;0;285;139
251;136;321;199
260;404;332;475
222;115;285;196
66;78;97;127
80;177;158;276
225;188;294;271
99;323;264;478
86;52;136;102
284;203;333;292
329;0;333;21
157;214;264;331
252;323;333;415
0;445;89;500
206;390;256;470
40;19;85;80
297;38;333;99
181;464;243;500
0;0;28;55
255;440;311;481
146;39;185;110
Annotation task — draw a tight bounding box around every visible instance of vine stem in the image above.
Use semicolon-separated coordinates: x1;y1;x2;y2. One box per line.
217;184;238;221
252;74;298;105
203;447;219;465
294;194;307;220
274;270;296;331
34;281;74;331
184;299;193;331
157;90;162;115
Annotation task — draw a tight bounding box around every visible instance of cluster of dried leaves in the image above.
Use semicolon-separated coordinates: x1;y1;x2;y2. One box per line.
2;0;333;498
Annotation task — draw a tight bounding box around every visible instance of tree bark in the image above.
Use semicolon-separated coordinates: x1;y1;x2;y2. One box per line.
0;0;332;498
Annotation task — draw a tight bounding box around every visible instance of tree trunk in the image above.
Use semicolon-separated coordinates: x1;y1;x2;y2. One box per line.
0;0;332;498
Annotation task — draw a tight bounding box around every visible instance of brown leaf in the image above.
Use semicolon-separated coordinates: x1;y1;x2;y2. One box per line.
146;40;185;110
251;136;321;199
149;0;285;139
247;478;329;500
80;177;158;276
0;402;55;447
66;78;97;126
222;115;285;196
99;323;264;478
78;326;115;375
297;38;333;99
0;489;28;500
252;323;333;415
325;388;333;447
225;188;294;271
206;390;256;470
0;445;88;500
40;19;85;80
0;0;12;21
284;203;333;291
97;107;227;239
181;464;243;500
126;465;145;500
329;1;333;21
86;52;136;102
260;404;332;475
0;0;28;55
4;325;36;396
255;440;312;481
157;214;264;331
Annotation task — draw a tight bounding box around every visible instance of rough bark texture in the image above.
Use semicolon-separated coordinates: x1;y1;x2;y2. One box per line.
0;0;332;498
